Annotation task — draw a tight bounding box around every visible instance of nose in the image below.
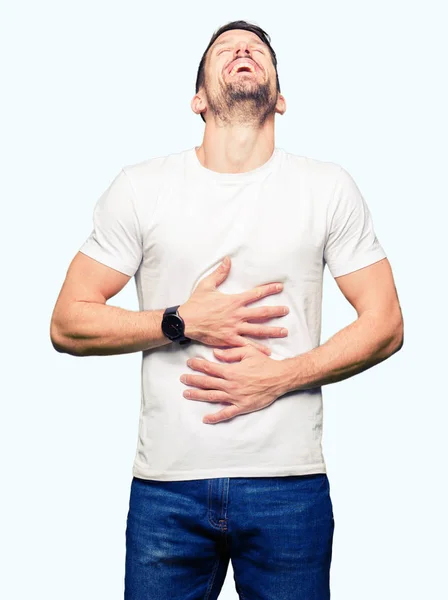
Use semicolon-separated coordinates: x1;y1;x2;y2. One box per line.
234;41;251;57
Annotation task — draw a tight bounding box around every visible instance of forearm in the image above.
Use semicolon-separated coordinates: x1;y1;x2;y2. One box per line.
50;302;172;356
276;311;403;394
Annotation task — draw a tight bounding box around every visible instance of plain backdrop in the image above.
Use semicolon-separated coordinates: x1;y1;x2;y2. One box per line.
1;1;447;598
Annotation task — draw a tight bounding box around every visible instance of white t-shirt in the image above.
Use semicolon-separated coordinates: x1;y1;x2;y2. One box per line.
79;146;387;481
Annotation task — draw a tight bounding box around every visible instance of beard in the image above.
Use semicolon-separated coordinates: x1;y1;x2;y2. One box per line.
204;73;278;127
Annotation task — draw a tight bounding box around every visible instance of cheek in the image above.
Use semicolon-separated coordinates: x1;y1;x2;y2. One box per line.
207;66;224;86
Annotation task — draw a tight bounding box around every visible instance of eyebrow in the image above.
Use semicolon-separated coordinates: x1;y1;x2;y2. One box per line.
213;38;265;49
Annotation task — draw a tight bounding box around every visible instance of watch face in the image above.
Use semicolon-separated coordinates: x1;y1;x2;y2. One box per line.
162;314;183;338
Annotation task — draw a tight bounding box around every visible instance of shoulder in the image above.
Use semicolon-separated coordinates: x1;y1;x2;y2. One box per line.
122;148;191;184
119;148;191;216
117;148;192;223
279;148;342;187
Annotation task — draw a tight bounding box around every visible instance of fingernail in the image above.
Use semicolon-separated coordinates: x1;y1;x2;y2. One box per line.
281;328;288;335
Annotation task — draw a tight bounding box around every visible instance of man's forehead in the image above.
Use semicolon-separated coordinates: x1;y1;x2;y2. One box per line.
212;30;264;48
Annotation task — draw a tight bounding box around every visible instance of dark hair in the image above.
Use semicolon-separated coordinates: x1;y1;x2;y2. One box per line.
195;20;281;123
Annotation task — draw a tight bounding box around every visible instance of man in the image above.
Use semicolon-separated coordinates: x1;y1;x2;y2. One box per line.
50;19;404;600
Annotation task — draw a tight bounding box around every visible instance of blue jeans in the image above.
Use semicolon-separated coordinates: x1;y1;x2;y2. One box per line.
124;474;334;599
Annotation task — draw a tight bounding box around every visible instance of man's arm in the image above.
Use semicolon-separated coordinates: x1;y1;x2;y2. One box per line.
50;252;172;356
49;168;173;356
276;257;404;394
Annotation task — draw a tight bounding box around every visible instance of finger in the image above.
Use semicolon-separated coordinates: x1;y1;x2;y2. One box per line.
180;373;228;391
203;405;242;424
237;282;284;307
233;335;272;355
250;341;272;355
213;347;246;362
183;388;231;403
238;323;288;339
198;256;231;291
186;357;226;379
241;305;289;322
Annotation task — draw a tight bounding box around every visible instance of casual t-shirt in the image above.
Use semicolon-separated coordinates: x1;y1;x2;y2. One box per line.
79;146;387;481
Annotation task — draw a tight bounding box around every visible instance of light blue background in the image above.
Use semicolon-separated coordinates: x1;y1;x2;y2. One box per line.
1;1;446;598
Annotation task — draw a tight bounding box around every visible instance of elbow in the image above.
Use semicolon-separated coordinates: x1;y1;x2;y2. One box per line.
50;319;65;353
50;320;85;356
390;334;404;355
395;332;404;353
390;313;404;355
374;308;404;359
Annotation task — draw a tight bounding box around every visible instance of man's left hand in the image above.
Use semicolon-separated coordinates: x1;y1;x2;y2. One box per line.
180;345;286;424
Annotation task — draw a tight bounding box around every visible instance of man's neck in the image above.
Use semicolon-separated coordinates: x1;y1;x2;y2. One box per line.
196;123;275;174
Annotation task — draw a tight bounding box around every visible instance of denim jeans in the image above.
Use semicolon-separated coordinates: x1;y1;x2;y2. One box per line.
124;473;334;599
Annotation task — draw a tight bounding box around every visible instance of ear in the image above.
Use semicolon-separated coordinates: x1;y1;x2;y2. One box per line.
275;93;286;116
191;93;207;118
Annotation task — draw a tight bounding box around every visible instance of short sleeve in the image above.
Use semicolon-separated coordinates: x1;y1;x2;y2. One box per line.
79;168;143;276
323;166;387;278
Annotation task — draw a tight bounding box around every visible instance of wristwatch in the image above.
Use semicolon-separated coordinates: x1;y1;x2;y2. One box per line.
161;305;191;345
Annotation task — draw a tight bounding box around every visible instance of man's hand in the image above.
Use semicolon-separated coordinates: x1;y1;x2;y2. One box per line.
178;256;289;356
179;345;286;424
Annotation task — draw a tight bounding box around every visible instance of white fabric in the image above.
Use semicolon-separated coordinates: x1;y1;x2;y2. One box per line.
79;146;387;481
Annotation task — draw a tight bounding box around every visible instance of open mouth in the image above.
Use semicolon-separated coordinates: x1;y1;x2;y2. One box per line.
227;60;258;77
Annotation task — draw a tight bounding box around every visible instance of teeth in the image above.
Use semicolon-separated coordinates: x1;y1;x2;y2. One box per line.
229;61;256;76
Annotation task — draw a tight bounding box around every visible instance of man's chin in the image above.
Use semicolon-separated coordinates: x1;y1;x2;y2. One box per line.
226;80;262;95
228;74;259;84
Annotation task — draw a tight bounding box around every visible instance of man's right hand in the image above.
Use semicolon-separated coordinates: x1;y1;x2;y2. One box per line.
178;256;289;356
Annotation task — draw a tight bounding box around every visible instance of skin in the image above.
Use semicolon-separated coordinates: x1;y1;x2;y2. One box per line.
181;29;404;425
190;29;286;175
